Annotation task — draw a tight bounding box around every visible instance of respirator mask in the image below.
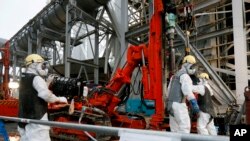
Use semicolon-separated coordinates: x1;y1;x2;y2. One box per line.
36;62;48;77
184;63;197;75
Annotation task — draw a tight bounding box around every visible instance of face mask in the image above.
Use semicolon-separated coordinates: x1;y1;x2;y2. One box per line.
184;63;196;75
199;78;208;85
36;62;48;76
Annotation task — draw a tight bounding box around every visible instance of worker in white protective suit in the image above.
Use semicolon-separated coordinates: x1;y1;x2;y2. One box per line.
166;55;200;133
18;54;68;141
196;73;217;135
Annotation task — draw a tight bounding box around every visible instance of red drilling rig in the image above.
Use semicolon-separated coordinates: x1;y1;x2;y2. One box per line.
0;41;19;117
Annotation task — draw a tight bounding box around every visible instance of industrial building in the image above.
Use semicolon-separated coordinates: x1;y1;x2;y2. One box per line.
0;0;249;140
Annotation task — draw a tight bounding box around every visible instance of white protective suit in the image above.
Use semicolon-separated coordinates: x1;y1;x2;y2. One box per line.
168;65;202;133
196;80;217;135
18;62;67;141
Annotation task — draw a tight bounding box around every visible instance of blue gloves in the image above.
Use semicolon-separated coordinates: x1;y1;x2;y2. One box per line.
189;99;200;114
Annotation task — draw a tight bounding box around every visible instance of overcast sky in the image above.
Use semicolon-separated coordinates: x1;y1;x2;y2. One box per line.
0;0;47;39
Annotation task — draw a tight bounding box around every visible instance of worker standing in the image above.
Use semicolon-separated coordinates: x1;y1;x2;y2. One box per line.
18;54;68;141
166;55;200;133
196;73;217;135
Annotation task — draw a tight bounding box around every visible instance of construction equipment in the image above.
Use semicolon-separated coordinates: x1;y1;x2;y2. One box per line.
0;41;19;117
0;41;10;100
47;0;214;139
0;0;237;140
46;0;168;139
77;0;165;129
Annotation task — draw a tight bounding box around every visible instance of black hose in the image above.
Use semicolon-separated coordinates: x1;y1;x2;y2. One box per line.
118;84;131;106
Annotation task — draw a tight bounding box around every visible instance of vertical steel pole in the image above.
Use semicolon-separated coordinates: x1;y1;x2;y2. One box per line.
232;0;248;104
94;27;99;84
65;4;71;77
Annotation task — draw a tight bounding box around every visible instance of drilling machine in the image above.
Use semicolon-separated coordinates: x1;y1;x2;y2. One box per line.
48;0;168;139
83;0;166;129
48;0;196;140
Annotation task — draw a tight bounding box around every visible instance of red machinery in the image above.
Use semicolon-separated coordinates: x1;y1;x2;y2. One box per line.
1;0;169;139
49;0;167;139
83;0;164;129
57;0;165;129
0;41;10;99
0;41;19;117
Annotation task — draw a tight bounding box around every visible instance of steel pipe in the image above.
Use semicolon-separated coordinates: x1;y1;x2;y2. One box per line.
0;116;229;141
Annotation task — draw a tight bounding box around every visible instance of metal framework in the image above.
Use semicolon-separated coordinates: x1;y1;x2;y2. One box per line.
125;0;250;108
1;0;249;139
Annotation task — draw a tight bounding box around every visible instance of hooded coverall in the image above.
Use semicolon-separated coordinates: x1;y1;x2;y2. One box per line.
18;63;67;141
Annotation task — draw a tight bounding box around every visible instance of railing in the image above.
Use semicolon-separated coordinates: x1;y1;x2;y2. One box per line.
0;116;229;141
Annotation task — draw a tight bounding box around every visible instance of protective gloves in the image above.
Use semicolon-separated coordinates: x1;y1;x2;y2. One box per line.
46;74;58;86
58;97;68;104
49;97;68;110
189;99;200;114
